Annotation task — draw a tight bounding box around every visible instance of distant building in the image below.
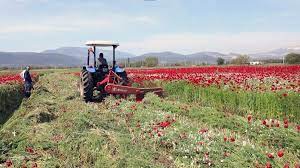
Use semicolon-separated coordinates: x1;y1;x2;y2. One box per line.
250;61;263;65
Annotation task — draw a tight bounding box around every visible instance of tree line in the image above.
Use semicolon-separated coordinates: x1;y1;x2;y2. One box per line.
216;53;300;65
125;53;300;67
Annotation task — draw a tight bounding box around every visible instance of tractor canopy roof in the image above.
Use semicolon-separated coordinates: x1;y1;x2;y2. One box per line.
85;40;119;47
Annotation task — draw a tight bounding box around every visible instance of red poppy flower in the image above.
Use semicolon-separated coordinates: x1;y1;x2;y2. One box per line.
267;153;274;159
223;136;228;142
296;125;300;133
136;122;141;128
198;128;208;134
25;147;34;154
283;163;289;168
5;159;13;167
265;161;272;168
247;115;252;123
223;152;230;157
284;118;289;124
277;150;284;158
262;120;267;126
230;137;235;142
131;105;137;111
21;163;27;168
159;121;171;128
197;141;205;145
32;162;38;168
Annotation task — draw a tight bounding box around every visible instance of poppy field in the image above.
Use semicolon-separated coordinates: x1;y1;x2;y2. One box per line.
0;66;299;167
127;65;300;121
0;74;23;85
0;73;26;125
127;66;300;93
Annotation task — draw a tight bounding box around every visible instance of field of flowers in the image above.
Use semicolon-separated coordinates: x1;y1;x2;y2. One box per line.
0;66;299;167
0;73;24;125
0;74;23;84
127;66;300;93
0;72;39;125
127;66;300;122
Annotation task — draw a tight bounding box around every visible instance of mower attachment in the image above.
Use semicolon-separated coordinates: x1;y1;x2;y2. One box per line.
97;70;163;101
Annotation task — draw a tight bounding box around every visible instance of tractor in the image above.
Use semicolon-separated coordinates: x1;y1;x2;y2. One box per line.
79;41;163;102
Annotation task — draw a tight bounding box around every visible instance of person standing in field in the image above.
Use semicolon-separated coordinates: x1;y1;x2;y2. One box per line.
20;66;33;98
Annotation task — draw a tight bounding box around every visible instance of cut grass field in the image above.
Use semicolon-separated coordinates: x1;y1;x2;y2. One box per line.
0;72;299;167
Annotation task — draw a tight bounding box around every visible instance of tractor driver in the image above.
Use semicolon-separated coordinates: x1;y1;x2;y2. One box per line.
97;53;108;67
97;53;109;74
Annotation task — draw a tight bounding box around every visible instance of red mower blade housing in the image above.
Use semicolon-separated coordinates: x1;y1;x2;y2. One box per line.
97;70;163;101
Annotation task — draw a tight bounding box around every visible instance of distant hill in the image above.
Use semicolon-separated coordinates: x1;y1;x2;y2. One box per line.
0;47;137;67
42;47;137;62
186;52;227;64
43;48;229;64
1;46;300;67
249;47;300;60
131;52;185;63
129;51;227;64
0;52;82;67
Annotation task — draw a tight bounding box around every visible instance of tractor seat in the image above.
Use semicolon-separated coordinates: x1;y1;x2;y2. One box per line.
98;64;109;72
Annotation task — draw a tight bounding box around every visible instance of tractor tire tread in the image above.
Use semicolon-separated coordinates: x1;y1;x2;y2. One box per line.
80;70;93;102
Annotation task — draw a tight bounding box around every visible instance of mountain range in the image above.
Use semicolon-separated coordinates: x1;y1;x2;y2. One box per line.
249;47;300;59
130;51;227;64
43;47;136;62
0;52;81;67
1;46;300;67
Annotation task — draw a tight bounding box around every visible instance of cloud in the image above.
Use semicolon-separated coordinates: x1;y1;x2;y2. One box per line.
132;16;157;24
0;25;77;34
14;0;48;3
0;14;157;34
121;32;300;54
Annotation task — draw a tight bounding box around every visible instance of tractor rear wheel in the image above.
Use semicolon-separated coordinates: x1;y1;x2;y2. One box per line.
80;70;93;102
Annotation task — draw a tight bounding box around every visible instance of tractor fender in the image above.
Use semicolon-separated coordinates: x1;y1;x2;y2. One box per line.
86;67;96;73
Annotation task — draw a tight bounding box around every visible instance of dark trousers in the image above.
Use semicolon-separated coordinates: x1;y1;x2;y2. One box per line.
24;82;33;98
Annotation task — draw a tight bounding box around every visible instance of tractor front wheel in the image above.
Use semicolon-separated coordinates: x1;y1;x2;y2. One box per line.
80;70;93;102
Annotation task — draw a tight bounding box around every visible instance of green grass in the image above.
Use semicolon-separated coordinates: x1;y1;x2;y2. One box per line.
163;81;300;123
0;73;166;167
0;84;23;126
0;72;299;167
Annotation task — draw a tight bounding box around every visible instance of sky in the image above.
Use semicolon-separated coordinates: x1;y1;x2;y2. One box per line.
0;0;300;55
